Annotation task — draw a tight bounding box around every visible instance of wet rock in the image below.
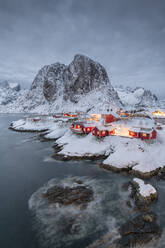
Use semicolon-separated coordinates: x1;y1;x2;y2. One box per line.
126;201;132;208
156;167;165;180
115;212;161;247
87;231;119;248
100;162;163;179
100;163;130;173
52;152;108;161
122;182;130;191
130;169;157;179
43;185;93;207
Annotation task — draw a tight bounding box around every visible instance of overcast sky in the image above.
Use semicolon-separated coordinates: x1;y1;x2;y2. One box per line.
0;0;165;97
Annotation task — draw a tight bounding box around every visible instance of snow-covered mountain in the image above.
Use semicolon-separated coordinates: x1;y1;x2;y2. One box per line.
18;54;122;113
0;55;161;114
115;85;159;108
0;80;28;112
0;80;22;105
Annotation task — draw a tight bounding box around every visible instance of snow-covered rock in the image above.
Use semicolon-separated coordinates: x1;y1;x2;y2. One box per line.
131;178;158;211
9;82;21;91
133;178;156;198
10;116;56;132
55;132;113;159
115;86;159;108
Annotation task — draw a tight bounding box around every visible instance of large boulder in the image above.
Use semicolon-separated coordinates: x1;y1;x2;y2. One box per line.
116;212;161;247
43;184;93;207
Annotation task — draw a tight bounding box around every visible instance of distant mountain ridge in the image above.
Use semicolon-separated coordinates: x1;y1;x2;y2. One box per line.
0;80;23;105
115;85;159;108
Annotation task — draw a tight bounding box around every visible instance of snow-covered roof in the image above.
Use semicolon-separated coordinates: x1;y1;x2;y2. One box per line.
109;117;155;130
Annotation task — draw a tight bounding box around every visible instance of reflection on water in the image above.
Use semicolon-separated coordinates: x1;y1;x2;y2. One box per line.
0;114;165;248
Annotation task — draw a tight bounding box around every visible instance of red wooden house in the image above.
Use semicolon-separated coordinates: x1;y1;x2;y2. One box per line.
92;117;157;140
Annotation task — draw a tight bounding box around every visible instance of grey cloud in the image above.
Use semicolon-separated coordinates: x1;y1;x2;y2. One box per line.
0;0;165;97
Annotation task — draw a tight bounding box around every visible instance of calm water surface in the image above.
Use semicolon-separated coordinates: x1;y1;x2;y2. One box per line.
0;114;165;248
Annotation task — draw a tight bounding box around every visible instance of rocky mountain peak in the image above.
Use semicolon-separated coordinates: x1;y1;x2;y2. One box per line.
63;54;111;102
24;54;120;112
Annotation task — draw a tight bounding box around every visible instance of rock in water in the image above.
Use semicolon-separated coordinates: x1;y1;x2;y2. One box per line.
43;185;93;207
130;178;158;212
116;212;161;247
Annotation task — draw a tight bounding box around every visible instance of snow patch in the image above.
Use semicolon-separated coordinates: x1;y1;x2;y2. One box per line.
133;178;156;197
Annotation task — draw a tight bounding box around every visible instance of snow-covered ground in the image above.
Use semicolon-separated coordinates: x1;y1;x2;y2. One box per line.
10;116;58;132
56;132;113;158
55;125;165;176
102;128;165;176
10;115;165;177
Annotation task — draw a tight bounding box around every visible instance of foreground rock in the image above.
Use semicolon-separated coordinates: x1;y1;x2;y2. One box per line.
43;185;93;207
88;212;161;248
116;212;161;247
130;178;158;211
29;176;130;248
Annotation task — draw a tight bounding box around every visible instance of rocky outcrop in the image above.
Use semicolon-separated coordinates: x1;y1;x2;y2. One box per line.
43;184;93;207
42;63;66;102
88;212;161;248
130;179;158;212
116;212;161;247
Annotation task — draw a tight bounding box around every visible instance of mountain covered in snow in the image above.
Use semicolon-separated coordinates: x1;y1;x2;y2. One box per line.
0;80;22;105
115;85;159;108
0;55;161;114
7;54;121;113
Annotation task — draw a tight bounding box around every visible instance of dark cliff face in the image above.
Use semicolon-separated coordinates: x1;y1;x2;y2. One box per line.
63;54;110;102
42;63;66;102
30;54;114;104
24;54;121;112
